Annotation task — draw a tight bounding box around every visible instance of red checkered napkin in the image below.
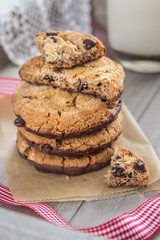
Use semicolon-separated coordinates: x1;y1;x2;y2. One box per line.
0;77;20;96
0;184;160;240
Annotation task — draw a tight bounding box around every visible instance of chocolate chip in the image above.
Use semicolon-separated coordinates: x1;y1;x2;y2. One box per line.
133;159;146;173
50;37;57;43
66;101;70;104
14;116;25;127
83;39;96;50
101;98;107;102
97;82;102;86
45;75;55;83
78;82;88;91
42;144;53;153
127;172;132;178
46;32;58;36
112;163;124;177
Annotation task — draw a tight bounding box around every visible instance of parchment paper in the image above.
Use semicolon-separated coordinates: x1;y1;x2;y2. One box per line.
0;96;160;203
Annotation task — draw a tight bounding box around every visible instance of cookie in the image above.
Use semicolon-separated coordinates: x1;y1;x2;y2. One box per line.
34;31;105;68
18;112;122;157
19;55;125;101
13;81;121;139
105;147;149;187
17;132;121;175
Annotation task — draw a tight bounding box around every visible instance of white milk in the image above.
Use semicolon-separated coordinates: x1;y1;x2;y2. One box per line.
107;0;160;56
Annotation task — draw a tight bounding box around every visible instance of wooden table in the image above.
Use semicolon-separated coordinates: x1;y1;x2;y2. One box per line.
0;1;160;238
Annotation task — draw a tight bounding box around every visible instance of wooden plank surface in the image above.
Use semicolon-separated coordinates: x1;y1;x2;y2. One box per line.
0;208;97;240
139;88;160;157
123;71;160;120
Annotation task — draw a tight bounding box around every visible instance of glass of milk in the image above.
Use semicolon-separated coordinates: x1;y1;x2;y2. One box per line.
107;0;160;73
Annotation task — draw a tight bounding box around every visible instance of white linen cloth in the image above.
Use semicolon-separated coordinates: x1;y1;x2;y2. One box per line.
0;0;91;65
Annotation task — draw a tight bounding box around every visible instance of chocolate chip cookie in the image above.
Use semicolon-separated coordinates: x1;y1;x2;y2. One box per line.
13;81;121;139
105;147;149;187
18;111;122;157
17;132;121;175
19;55;125;101
34;31;105;68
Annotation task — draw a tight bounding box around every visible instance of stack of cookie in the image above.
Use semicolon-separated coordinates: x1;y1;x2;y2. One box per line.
12;31;125;176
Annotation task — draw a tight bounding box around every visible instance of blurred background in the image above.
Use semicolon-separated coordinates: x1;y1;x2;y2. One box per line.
0;0;109;67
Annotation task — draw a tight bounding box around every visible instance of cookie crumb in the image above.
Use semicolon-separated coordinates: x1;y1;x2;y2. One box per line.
65;176;70;180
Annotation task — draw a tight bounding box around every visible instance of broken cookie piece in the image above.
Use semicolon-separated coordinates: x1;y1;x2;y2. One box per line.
34;30;105;68
105;147;149;188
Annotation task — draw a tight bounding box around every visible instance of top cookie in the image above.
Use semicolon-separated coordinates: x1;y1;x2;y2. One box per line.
34;31;105;68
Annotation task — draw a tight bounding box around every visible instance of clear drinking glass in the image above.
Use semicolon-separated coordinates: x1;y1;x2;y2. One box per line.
106;0;160;73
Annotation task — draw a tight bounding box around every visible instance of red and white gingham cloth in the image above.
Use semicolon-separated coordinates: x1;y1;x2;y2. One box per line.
0;77;20;96
0;183;160;240
1;77;160;239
